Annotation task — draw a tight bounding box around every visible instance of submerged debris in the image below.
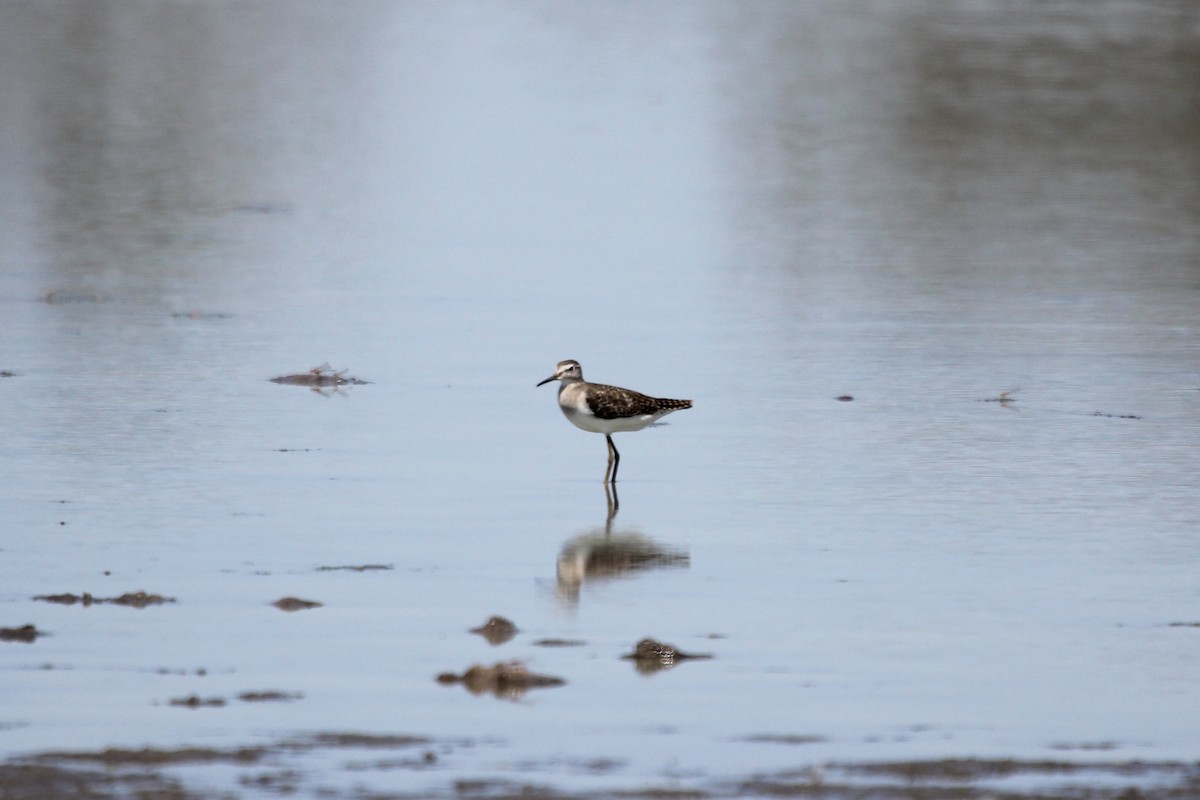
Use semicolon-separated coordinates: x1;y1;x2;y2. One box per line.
272;597;322;612
269;363;370;387
622;637;713;673
470;615;518;645
436;662;565;698
33;592;174;608
979;389;1019;404
0;624;42;643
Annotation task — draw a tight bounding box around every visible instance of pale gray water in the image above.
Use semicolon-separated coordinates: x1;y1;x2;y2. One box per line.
2;2;1199;798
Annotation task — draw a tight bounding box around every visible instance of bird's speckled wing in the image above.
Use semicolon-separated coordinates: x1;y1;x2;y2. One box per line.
584;383;692;420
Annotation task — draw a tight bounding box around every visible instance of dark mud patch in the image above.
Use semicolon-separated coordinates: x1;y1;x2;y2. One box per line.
724;757;1200;799
343;750;441;771
238;768;303;794
437;662;565;698
0;370;16;378
315;563;393;572
1092;411;1142;420
238;690;303;703
168;695;227;709
0;763;197;800
533;638;587;648
32;745;268;767
471;615;518;645
33;591;175;608
155;667;209;676
738;734;826;746
835;394;854;401
10;742;1199;800
272;596;322;611
847;757;1097;781
623;637;713;673
0;624;43;643
279;734;449;780
284;733;433;750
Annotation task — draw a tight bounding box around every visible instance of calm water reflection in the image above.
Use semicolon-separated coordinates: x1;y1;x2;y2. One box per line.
555;484;690;605
1;1;1198;797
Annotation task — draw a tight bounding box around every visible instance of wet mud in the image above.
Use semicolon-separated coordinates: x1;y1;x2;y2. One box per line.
0;624;42;643
163;691;301;709
33;592;174;608
2;744;1195;800
471;615;519;645
168;695;226;709
436;662;567;698
722;757;1200;800
237;690;303;703
271;597;322;612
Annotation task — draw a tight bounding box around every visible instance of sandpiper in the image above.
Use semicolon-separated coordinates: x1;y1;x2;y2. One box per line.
536;359;692;483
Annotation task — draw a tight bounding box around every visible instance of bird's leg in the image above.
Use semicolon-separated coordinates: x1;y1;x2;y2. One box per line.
605;434;620;484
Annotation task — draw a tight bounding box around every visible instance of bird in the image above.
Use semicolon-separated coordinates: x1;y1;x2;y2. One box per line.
536;359;692;483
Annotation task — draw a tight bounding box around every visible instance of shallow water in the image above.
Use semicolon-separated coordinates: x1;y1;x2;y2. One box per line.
2;1;1199;798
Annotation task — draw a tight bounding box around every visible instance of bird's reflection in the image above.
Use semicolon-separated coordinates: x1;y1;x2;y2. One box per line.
555;483;689;605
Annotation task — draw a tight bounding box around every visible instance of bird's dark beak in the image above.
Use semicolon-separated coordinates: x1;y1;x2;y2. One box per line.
536;375;556;387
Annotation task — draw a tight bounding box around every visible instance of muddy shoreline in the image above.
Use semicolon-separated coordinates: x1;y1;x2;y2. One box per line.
2;740;1195;799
